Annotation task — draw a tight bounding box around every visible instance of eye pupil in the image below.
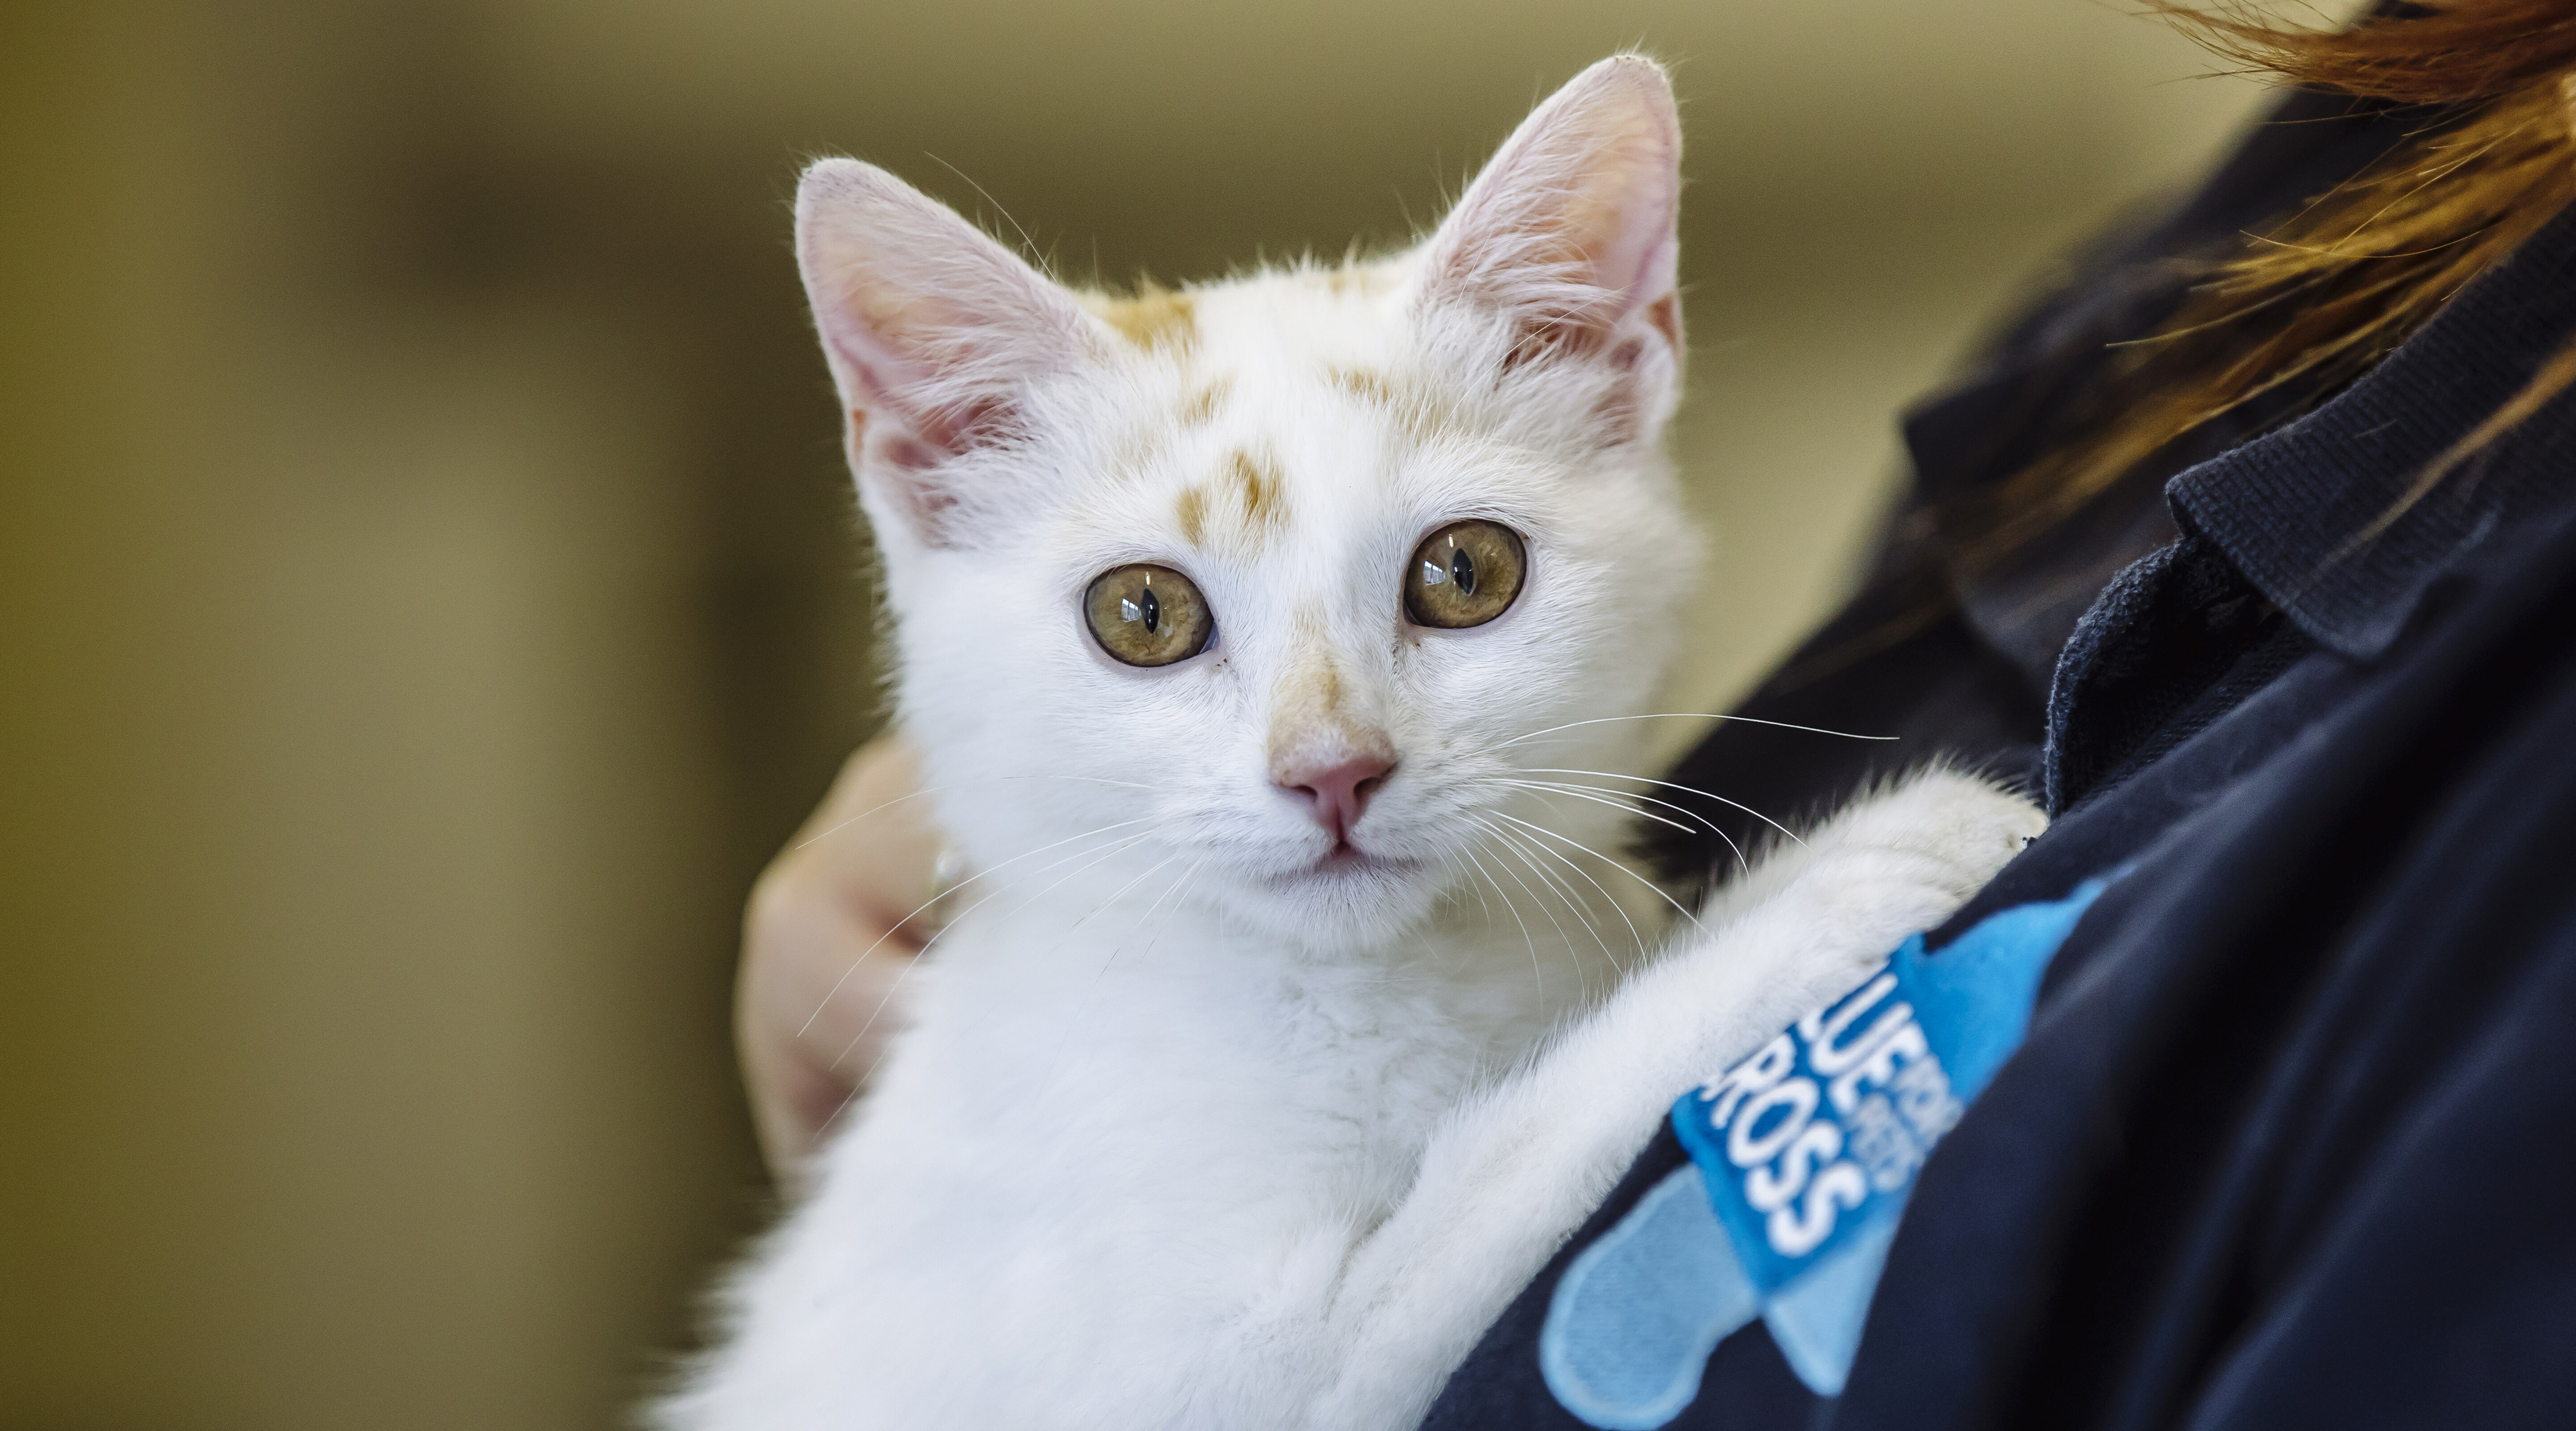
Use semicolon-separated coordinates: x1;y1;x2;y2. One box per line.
1140;585;1161;634
1451;546;1476;596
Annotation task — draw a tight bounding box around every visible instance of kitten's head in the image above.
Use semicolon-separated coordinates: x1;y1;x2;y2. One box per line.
796;57;1702;951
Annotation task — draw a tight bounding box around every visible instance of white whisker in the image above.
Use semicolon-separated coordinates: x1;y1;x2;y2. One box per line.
1507;777;1727;839
1477;711;1898;758
1492;809;1706;934
1472;814;1591;965
1463;817;1574;998
1056;848;1192;956
1457;840;1542;1000
1479;811;1648;975
1129;858;1207;968
793;773;1157;851
1491;777;1699;835
1476;816;1622;993
1477;815;1602;944
1519;767;1807;849
827;828;1157;1071
1500;776;1749;873
1000;832;1161;923
1445;848;1498;925
796;816;1152;1037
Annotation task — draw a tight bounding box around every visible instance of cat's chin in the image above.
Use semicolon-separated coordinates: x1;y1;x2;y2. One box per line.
1220;848;1443;952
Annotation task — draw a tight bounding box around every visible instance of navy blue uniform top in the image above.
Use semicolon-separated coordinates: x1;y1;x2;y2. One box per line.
1423;86;2576;1431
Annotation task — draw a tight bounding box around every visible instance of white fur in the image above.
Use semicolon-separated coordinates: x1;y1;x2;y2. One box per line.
661;57;2045;1430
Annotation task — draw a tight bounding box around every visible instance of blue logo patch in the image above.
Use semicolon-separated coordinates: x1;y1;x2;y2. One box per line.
1539;878;2108;1425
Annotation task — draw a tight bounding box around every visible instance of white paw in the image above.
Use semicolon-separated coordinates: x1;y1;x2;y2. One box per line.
1831;768;2044;884
1763;768;2045;953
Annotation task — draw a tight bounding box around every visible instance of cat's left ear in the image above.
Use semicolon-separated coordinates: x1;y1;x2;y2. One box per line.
1416;56;1683;419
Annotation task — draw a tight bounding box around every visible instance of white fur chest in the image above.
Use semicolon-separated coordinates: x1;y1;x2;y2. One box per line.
691;889;1590;1428
891;892;1572;1246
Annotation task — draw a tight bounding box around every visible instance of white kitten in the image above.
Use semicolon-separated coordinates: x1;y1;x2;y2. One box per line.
661;56;2043;1431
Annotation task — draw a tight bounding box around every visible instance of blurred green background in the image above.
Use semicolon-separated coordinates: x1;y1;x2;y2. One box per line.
2;1;2267;1425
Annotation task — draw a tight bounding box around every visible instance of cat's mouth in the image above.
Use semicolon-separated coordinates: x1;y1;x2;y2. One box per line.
1279;843;1418;884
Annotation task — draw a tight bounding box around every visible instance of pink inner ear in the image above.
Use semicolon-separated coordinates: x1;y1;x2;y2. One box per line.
796;157;1108;546
849;407;966;539
1419;56;1682;344
797;158;1099;445
822;313;1021;457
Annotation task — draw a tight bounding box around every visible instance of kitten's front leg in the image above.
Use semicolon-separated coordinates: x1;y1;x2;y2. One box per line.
1310;769;2046;1429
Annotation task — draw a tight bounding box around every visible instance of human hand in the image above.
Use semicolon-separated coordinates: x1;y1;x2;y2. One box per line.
737;734;946;1184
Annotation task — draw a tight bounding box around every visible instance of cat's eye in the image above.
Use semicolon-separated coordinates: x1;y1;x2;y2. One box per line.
1085;563;1216;667
1403;520;1527;629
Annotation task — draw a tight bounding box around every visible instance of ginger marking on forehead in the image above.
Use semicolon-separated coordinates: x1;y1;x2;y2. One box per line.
1332;266;1396;296
1174;445;1291;551
1301;263;1400;299
1328;366;1398;406
1115;377;1234;493
1095;282;1198;353
1326;365;1459;445
1233;448;1286;533
1177;377;1233;428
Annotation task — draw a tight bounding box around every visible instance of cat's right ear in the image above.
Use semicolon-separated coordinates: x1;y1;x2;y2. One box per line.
1415;56;1684;428
795;158;1103;547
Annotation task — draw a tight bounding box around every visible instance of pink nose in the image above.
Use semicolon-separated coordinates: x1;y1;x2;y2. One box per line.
1278;755;1394;843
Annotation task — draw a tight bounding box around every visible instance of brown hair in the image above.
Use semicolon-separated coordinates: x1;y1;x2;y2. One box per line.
1960;0;2576;571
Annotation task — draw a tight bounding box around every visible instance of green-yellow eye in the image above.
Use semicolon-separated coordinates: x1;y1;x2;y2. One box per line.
1403;520;1526;629
1084;563;1216;667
